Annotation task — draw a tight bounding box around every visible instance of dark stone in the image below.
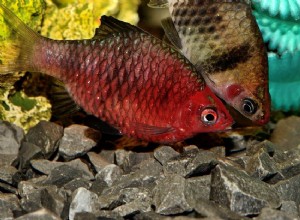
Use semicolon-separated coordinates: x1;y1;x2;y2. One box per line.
132;212;164;220
0;181;18;194
164;149;218;177
18;142;44;169
153;174;192;215
31;159;94;180
14;208;60;220
245;148;278;180
87;152;112;173
153;146;180;165
246;140;276;156
95;164;123;187
89;178;108;196
59;124;101;160
0;193;22;214
0;120;24;155
271;148;300;180
210;163;281;216
184;175;211;201
74;212;97;220
101;159;163;197
280;200;299;219
111;188;152;217
69;187;100;220
98;187;151;212
115;150;152;173
42;164;93;188
192;199;248;220
270;116;300;150
63;178;91;192
274;174;300;206
0;165;18;185
98;150;115;164
40;187;69;219
25;121;63;158
255;207;295;220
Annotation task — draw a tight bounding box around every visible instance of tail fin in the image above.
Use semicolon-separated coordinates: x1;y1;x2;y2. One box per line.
0;3;42;73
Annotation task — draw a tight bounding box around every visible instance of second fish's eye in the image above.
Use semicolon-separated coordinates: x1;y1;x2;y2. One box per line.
201;108;217;125
242;98;257;115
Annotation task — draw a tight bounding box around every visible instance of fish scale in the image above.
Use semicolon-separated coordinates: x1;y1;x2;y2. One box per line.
0;4;233;143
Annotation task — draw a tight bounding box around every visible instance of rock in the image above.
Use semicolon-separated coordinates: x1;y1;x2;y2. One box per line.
0;154;19;166
18;142;44;169
0;165;18;185
20;185;58;213
87;152;111;173
280;200;299;219
272;148;300;180
69;187;100;220
0;120;24;155
246;140;275;157
59;124;101;160
95;164;123;187
112;188;152;217
245;148;278;180
63;178;91;192
164;149;218;177
209;146;226;158
0;193;22;215
115;149;152;173
185;175;211;202
274;174;300;206
99;187;151;212
98;150;115;164
254;207;295;220
101;159;163;198
153;146;180;166
31;159;94;180
192;199;248;220
89;178;108;196
74;210;123;220
132;212;164;220
270;116;300;150
15;208;60;220
210;163;281;216
25;121;63;158
153;174;192;215
40;187;68;219
0;208;14;220
43;164;94;187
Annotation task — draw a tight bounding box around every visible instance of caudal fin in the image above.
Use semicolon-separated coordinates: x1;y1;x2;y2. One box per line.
0;3;42;73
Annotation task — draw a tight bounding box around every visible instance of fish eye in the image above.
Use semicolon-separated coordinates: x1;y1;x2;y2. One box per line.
200;108;218;125
242;98;257;115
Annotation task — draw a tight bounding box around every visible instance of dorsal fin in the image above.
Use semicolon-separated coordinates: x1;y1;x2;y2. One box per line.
161;17;182;50
93;15;145;40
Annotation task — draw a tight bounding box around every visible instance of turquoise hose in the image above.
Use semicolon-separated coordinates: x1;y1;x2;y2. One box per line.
252;0;300;111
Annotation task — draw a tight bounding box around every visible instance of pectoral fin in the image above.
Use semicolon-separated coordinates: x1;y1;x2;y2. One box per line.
161;17;182;50
135;123;176;136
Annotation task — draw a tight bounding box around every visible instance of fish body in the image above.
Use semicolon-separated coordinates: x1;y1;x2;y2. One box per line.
0;4;233;143
150;0;271;125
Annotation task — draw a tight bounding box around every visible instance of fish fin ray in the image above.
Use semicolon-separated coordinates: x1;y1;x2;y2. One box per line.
48;79;81;118
0;3;42;73
93;16;145;40
147;0;169;8
161;17;182;50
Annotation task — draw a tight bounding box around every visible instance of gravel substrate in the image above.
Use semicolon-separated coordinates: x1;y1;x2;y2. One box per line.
1;116;300;220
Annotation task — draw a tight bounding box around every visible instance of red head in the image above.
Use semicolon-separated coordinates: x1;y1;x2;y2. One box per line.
175;87;234;138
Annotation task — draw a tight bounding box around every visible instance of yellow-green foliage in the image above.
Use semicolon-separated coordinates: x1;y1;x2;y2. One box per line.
0;0;140;131
41;0;140;40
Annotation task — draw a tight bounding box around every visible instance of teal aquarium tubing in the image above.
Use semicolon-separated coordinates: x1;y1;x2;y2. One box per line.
252;0;300;111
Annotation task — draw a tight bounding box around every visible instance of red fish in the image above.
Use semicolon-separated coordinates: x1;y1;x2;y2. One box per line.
0;4;233;143
149;0;271;125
